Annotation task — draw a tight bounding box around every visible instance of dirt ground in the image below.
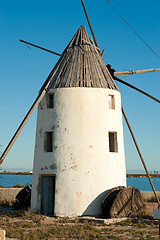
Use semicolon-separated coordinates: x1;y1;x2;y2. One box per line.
0;202;159;239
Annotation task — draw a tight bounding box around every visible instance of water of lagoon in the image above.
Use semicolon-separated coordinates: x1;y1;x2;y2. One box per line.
0;174;160;191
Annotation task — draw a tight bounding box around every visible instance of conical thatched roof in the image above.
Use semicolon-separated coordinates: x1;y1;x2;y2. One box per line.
44;25;119;91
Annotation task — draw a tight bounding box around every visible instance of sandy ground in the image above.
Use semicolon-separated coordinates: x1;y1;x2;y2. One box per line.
0;202;159;239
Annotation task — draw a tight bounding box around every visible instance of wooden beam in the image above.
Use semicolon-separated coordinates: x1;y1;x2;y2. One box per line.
0;52;62;164
81;0;100;50
122;106;160;207
101;49;105;56
114;68;160;76
115;77;160;103
19;39;62;57
0;90;46;165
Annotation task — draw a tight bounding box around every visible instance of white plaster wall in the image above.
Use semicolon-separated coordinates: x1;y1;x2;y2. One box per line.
31;87;126;216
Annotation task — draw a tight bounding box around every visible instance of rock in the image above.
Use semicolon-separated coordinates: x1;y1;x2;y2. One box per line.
14;186;31;210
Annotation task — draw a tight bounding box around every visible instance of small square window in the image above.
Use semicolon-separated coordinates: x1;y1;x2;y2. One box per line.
108;95;115;109
109;132;118;152
44;132;53;152
47;93;54;108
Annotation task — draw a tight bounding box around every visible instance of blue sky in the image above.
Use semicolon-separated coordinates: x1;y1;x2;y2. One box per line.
0;0;159;172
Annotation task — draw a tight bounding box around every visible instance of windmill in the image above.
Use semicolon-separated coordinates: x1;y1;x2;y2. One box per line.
0;0;160;216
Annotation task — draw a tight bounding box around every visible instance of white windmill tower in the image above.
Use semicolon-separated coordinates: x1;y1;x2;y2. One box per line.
30;25;126;216
0;0;160;217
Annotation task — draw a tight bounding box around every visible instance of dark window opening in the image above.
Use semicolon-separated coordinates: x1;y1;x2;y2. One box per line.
44;132;53;152
109;132;118;152
47;94;54;108
108;94;115;109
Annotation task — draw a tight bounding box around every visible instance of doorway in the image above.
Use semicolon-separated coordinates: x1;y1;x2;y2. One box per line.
42;175;56;215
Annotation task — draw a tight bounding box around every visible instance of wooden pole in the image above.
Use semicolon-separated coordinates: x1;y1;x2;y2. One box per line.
81;0;100;50
114;68;160;76
115;77;160;103
122;106;160;207
101;49;105;56
0;39;62;165
80;0;160;220
0;53;62;165
19;39;62;57
0;89;46;165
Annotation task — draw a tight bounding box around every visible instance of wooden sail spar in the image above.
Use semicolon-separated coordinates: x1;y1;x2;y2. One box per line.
20;39;160;77
115;68;160;76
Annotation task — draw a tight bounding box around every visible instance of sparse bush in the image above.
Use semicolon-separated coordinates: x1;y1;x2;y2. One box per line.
147;196;158;202
25;182;30;187
12;184;24;188
0;199;14;207
0;211;159;239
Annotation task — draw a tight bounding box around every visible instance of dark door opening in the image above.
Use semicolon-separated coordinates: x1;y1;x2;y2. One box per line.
42;175;56;215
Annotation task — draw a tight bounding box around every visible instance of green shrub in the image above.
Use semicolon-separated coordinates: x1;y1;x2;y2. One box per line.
12;184;24;188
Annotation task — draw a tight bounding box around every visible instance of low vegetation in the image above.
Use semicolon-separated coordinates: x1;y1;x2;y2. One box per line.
0;187;159;239
146;196;158;202
0;199;14;207
0;183;30;188
0;210;159;239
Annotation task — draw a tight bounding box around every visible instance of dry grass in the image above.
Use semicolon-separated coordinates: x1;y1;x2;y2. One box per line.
0;209;159;239
0;199;14;207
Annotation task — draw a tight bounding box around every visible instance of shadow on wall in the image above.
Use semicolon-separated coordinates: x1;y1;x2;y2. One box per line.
82;190;108;217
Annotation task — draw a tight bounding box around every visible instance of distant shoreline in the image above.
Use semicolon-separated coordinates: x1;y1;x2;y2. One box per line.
0;172;32;175
0;172;160;178
126;174;160;178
